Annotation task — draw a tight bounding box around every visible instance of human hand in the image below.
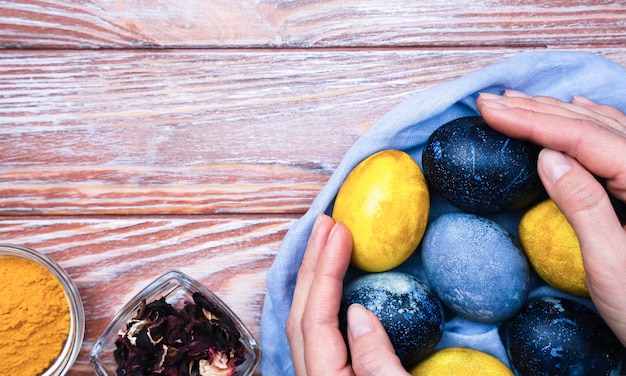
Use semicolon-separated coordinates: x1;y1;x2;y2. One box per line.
477;90;626;346
286;213;410;376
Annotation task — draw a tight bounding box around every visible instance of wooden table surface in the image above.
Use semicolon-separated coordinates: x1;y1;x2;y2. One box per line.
1;1;626;374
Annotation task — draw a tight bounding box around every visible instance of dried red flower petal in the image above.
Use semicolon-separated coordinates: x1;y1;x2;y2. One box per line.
114;293;246;376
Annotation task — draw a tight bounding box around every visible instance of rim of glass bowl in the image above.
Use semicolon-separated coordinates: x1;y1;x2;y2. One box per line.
0;243;85;376
89;269;262;376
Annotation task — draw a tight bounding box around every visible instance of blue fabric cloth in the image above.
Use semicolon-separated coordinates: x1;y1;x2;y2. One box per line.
260;51;626;375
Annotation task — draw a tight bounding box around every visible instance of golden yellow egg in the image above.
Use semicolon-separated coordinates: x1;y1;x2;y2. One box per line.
332;149;429;272
518;199;588;297
410;347;513;375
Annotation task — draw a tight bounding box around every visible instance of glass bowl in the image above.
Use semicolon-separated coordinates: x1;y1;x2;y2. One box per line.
0;243;85;376
90;270;261;375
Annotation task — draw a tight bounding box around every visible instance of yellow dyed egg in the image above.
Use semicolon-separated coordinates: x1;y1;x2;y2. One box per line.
410;347;513;375
518;199;588;297
332;149;429;272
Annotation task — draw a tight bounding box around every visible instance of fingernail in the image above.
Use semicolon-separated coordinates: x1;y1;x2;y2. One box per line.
504;89;532;98
478;92;504;101
348;304;374;340
539;149;573;184
478;92;510;110
572;95;597;106
480;100;510;110
312;213;323;232
328;220;342;240
307;213;324;245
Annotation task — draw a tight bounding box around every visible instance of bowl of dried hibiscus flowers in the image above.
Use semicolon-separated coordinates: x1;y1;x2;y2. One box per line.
90;270;261;376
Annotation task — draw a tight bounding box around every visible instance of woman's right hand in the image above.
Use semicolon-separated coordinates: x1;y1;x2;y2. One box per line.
477;90;626;346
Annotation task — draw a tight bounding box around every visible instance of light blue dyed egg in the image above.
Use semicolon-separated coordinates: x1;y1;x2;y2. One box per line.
421;212;531;323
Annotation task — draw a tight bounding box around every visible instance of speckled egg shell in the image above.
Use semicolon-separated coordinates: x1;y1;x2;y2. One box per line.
421;213;531;323
422;116;542;215
341;271;445;368
502;296;623;376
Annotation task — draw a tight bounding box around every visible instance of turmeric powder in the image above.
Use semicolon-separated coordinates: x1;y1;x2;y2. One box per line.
0;256;71;375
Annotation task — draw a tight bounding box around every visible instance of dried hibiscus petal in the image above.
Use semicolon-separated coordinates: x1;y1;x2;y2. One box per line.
114;293;246;376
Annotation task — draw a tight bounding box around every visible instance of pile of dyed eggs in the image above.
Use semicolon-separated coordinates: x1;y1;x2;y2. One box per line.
333;116;623;375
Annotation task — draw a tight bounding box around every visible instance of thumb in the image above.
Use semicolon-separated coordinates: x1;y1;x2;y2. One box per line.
347;304;410;376
537;148;625;282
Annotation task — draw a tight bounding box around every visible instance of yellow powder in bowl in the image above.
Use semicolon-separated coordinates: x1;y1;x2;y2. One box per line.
0;256;71;375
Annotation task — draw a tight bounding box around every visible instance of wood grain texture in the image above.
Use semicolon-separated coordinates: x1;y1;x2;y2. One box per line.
0;214;294;374
3;48;625;374
3;1;626;374
3;49;626;216
0;48;507;215
1;0;625;49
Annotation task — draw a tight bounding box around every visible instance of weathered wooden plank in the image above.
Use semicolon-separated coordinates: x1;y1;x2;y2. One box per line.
3;48;626;215
0;214;293;374
1;0;625;49
0;48;505;215
2;3;623;376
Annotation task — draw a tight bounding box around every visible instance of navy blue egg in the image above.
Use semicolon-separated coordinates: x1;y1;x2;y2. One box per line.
502;296;623;376
340;271;444;368
421;213;531;323
422;116;542;214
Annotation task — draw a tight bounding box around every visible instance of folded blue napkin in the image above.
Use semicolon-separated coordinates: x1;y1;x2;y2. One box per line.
260;51;626;375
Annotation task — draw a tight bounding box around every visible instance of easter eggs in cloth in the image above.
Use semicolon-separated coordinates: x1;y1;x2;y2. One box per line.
501;296;622;376
410;347;514;376
421;213;531;323
422;116;542;215
332;149;430;272
519;199;588;297
341;271;444;368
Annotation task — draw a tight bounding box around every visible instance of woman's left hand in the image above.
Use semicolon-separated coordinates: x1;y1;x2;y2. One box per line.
286;213;409;376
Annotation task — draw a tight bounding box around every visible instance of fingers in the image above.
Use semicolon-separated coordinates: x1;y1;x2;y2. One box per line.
572;95;626;127
502;90;626;133
290;214;335;320
477;91;626;345
347;304;410;376
300;219;355;375
501;90;626;126
537;149;626;346
287;213;336;376
288;214;355;375
477;91;626;201
288;215;408;376
537;149;623;257
485;90;626;135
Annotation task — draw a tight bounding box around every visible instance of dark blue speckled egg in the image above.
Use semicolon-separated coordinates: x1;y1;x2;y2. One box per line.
341;271;444;368
502;296;623;376
421;213;531;323
422;116;542;214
